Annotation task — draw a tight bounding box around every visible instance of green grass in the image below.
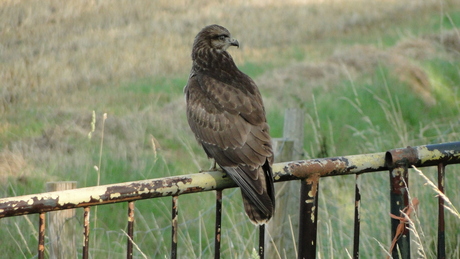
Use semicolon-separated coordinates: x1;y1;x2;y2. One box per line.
1;0;460;258
425;58;460;107
311;67;438;152
435;10;460;30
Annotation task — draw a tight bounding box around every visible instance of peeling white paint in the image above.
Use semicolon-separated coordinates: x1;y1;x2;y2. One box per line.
58;191;93;205
109;192;122;199
138;188;149;195
310;206;316;222
419;146;444;164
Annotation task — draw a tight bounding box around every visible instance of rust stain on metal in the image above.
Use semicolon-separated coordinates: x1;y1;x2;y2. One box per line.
83;207;90;244
306;174;320;199
82;206;90;259
39;212;45;232
38;244;45;257
289;158;349;179
128;201;135;222
103;176;201;201
389;167;407;195
171;196;179;244
38;212;45;259
171;196;179;259
304;176;319;223
385;146;418;168
0;172;224;218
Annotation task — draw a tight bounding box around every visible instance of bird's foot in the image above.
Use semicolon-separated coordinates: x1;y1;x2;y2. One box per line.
199;160;222;173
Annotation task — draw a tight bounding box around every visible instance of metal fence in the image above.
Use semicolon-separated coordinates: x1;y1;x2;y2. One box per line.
1;141;460;259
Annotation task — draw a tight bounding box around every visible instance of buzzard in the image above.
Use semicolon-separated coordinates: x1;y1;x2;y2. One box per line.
184;24;275;224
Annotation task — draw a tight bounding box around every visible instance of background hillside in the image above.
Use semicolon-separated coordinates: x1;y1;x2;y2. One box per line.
1;0;460;258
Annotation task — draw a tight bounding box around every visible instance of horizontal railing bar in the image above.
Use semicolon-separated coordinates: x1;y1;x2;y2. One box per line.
385;142;460;168
1;141;460;218
0;171;235;218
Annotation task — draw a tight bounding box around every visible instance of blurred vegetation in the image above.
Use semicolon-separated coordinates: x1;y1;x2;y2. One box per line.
1;0;460;258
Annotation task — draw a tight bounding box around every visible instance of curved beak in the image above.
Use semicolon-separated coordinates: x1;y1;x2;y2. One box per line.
230;38;239;48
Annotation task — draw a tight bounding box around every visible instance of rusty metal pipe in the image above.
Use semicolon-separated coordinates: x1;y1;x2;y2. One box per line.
0;172;236;218
385;142;460;168
2;142;460;218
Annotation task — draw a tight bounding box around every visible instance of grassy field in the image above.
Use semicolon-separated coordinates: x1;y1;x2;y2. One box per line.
1;0;460;258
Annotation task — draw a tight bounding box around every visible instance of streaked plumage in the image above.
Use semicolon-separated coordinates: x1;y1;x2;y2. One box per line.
184;25;275;224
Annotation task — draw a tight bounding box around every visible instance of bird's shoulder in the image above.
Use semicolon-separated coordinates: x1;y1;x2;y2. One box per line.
187;68;265;123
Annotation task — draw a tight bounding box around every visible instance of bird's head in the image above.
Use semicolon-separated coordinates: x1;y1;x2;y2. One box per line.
193;24;239;53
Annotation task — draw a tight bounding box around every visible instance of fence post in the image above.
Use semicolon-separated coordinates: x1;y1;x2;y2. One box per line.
267;108;304;258
46;181;77;259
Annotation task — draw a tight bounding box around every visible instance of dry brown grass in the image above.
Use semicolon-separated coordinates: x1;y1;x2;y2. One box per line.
0;0;447;109
0;150;32;183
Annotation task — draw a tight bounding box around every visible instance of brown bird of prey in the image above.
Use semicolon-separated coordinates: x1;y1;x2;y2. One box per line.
184;24;275;224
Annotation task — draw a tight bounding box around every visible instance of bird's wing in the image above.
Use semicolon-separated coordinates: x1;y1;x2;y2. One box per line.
186;72;270;155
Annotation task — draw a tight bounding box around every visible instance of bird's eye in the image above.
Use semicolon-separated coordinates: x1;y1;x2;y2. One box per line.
218;35;226;41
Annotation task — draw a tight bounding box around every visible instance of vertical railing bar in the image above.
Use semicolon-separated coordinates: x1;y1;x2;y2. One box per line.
353;174;361;259
298;176;320;259
437;163;446;259
83;206;90;259
171;195;179;259
127;201;135;259
389;166;410;259
259;224;265;259
38;212;46;259
214;190;222;259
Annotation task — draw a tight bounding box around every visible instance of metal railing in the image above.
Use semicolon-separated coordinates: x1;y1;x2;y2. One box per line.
1;141;460;258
